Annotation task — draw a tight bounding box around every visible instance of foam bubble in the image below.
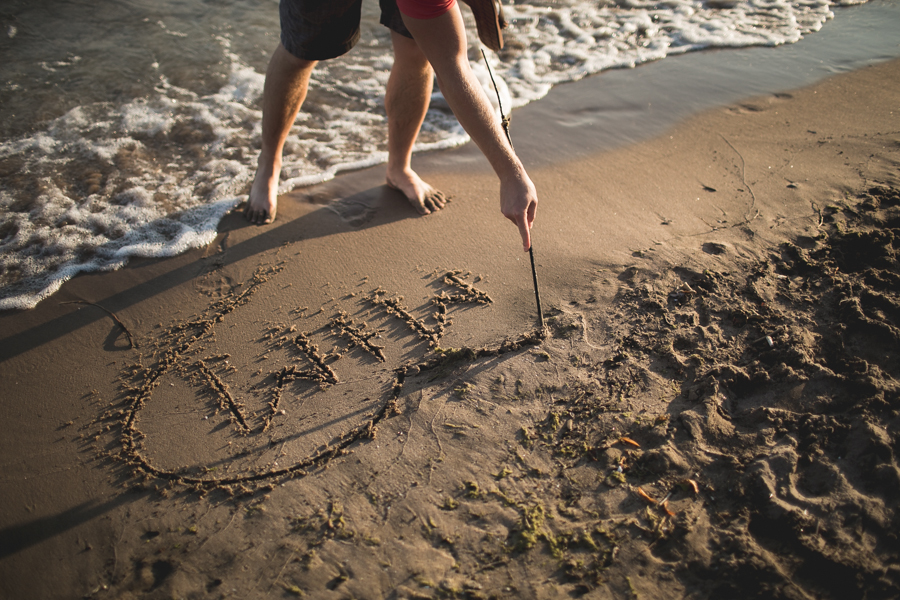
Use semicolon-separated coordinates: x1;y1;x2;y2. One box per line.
0;0;866;309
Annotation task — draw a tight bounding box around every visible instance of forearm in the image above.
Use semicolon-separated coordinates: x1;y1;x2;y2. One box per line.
401;8;522;182
439;64;524;176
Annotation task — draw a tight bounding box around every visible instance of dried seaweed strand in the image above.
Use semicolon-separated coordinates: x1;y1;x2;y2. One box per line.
62;300;138;349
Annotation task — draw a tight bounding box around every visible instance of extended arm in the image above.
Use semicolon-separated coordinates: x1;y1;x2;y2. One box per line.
400;5;537;251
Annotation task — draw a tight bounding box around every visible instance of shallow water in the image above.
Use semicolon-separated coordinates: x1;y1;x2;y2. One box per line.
0;0;894;310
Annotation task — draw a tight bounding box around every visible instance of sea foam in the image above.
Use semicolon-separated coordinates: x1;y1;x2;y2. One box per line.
0;0;861;309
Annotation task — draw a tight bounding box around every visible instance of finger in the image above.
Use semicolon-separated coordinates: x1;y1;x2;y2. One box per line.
517;215;532;252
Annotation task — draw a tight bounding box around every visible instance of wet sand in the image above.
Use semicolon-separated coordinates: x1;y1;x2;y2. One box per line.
1;54;898;599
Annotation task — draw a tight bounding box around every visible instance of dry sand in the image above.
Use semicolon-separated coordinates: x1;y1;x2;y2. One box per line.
1;56;898;599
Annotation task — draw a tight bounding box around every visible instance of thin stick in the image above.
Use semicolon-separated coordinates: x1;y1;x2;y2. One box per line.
529;246;544;328
61;300;138;348
719;133;760;223
481;50;544;328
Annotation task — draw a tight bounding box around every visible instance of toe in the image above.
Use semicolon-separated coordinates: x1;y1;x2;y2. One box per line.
411;195;431;214
422;189;447;212
248;208;270;225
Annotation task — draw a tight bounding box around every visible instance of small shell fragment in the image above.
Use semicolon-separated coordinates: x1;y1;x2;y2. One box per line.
636;487;657;504
618;436;641;448
682;478;700;494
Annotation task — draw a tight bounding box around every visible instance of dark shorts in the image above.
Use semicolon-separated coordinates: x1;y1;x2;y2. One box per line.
280;0;412;61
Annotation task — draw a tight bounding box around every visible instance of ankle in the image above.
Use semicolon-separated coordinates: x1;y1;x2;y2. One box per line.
255;159;282;183
386;162;409;176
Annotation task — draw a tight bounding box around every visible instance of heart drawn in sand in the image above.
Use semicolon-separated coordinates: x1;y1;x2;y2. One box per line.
110;265;542;493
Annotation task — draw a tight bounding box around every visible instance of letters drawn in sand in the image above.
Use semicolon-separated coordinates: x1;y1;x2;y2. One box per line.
102;264;544;494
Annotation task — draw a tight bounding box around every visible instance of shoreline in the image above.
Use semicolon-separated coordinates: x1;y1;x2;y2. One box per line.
1;55;898;599
3;0;900;313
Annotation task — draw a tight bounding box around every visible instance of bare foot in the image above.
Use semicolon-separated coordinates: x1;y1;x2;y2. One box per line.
245;161;279;225
386;167;449;215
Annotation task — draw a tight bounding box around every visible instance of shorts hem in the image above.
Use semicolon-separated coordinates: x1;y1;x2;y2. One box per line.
281;31;361;61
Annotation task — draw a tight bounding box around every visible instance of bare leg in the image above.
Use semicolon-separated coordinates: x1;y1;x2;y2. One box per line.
245;44;317;224
385;31;449;215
